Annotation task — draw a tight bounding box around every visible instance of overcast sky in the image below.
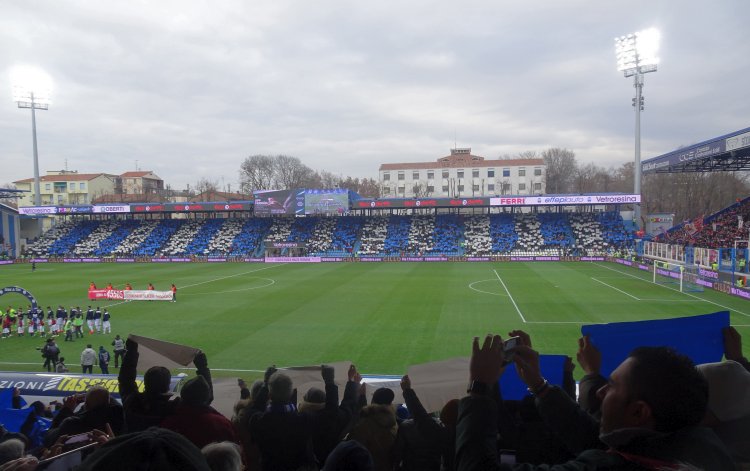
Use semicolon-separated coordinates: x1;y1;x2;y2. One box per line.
1;1;748;193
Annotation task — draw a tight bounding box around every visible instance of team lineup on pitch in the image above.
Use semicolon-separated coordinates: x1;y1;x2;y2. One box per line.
1;261;749;378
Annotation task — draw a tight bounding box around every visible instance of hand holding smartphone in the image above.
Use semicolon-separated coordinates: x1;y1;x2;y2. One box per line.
502;336;520;365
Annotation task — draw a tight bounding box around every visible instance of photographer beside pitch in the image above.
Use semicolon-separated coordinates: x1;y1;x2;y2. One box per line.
456;334;733;470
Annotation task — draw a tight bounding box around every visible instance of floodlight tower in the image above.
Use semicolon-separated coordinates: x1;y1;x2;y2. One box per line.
11;66;53;208
614;28;660;228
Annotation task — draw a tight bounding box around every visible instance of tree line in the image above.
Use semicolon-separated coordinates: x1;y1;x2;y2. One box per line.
540;147;750;225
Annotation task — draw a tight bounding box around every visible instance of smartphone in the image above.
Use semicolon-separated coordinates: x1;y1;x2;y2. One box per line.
503;336;520;364
37;441;98;467
62;433;92;451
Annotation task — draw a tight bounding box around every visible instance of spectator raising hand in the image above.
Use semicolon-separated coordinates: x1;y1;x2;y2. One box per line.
576;335;601;375
723;326;749;368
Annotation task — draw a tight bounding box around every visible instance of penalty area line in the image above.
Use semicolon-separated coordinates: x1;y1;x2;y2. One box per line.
493;269;526;323
592;263;750;319
591;277;641;300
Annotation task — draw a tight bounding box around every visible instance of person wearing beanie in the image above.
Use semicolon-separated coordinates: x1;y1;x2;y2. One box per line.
371;387;395;406
117;338;214;433
323;440;375;471
392;375;447;471
76;427;211;471
299;364;361;466
347;386;397;471
160;376;238;449
248;368;317;471
698;360;750;466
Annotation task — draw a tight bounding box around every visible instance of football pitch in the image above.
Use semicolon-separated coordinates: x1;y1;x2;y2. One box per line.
1;261;749;379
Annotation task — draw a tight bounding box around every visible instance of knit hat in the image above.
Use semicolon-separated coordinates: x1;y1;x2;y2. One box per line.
75;427;210;471
322;440;374;471
371;387;394;405
303;387;326;404
180;376;210;406
697;360;750;422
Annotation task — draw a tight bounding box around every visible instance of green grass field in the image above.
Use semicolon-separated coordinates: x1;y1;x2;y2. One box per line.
1;261;749;379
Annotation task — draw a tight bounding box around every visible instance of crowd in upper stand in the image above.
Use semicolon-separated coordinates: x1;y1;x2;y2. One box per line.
1;327;748;470
23;212;633;259
659;198;750;249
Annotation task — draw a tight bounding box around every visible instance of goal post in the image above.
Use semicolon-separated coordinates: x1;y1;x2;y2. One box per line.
653;260;704;293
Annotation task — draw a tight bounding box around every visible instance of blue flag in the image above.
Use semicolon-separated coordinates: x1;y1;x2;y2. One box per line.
581;311;729;378
499;354;567;400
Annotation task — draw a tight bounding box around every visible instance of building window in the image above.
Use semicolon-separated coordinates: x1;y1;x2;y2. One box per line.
488;184;495;192
398;186;405;194
427;185;434;193
398;172;405;181
488;169;495;178
472;169;479;178
472;184;479;192
412;171;420;180
427;171;434;180
502;183;511;192
458;184;464;192
57;195;63;203
503;168;510;177
383;173;390;181
518;168;526;177
45;183;51;191
457;170;464;178
79;182;85;190
442;170;449;179
69;183;75;191
442;185;449;193
534;182;542;191
519;183;526;191
534;168;542;176
382;187;391;195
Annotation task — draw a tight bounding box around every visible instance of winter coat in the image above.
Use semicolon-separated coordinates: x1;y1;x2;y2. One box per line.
160;403;239;449
347;404;397;471
456;388;734;471
80;348;96;366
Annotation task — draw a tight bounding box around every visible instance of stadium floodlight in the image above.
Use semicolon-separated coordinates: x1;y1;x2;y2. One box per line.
614;28;660;229
10;65;53;209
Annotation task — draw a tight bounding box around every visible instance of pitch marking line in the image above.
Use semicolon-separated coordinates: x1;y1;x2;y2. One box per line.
468;280;509;297
102;264;284;308
184;278;276;296
592;263;750;319
591;277;641;300
493;269;527;323
181;264;284;289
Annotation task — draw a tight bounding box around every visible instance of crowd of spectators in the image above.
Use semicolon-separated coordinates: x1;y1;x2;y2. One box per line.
659;199;750;249
1;326;748;470
22;212;634;260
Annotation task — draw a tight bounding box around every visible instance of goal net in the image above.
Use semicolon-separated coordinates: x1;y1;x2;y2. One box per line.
653;261;704;293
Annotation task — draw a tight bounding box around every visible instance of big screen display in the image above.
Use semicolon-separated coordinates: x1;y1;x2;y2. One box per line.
304;189;349;215
253;189;305;215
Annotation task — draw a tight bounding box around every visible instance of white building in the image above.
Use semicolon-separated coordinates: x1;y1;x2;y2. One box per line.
378;148;545;198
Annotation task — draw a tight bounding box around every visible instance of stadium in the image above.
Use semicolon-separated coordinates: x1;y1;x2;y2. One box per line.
2;6;750;469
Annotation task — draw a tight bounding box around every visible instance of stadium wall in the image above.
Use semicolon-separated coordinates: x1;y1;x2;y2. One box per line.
0;204;20;259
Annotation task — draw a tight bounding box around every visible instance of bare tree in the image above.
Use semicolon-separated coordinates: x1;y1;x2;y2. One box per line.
412;181;431;198
239;155;275;193
196;178;220;195
273;155;317;189
542;147;577;194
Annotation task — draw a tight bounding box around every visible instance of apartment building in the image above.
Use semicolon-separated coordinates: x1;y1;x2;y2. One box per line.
14;171;119;207
378;148;545;198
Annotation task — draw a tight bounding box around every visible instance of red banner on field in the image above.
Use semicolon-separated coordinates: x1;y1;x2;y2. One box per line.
88;289;124;300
